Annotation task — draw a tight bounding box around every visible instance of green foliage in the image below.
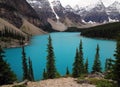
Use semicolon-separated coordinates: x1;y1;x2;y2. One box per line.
42;69;47;80
113;34;120;86
22;46;29;80
0;26;25;41
72;40;85;78
28;57;34;81
66;66;70;76
46;35;57;79
84;58;88;74
72;48;80;77
78;74;87;79
65;27;83;32
92;44;101;73
104;58;114;80
79;40;84;74
13;85;26;87
0;45;17;85
81;22;120;39
88;78;117;87
55;71;61;78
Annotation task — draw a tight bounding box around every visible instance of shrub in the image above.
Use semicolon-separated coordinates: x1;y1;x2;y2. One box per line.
13;85;26;87
88;78;117;87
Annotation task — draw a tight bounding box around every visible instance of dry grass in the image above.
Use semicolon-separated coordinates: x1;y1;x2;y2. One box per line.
20;19;47;35
0;18;26;36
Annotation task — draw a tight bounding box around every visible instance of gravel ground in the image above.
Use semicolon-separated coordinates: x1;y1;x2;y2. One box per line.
27;77;95;87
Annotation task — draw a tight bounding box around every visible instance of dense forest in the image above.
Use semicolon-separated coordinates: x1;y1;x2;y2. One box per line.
80;22;120;39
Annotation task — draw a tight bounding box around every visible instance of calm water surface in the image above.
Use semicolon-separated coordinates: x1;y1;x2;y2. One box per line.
4;32;116;81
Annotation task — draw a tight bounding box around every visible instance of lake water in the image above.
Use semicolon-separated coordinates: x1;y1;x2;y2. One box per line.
4;32;116;81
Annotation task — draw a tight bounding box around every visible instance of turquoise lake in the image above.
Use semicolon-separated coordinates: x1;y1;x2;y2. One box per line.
4;32;116;81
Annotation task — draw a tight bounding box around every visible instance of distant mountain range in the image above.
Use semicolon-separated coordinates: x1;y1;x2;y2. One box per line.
27;0;120;24
73;0;120;23
0;0;120;33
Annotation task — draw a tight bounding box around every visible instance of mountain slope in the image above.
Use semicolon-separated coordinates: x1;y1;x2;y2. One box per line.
21;19;46;35
106;1;120;20
0;0;42;28
74;1;120;23
27;0;82;30
0;18;26;36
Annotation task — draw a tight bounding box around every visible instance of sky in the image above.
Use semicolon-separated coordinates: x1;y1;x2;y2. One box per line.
49;0;120;7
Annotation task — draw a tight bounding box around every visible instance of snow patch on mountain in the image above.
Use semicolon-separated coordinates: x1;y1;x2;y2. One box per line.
108;17;119;22
48;0;59;20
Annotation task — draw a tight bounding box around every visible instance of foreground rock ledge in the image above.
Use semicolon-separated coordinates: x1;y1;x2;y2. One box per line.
1;77;95;87
28;77;95;87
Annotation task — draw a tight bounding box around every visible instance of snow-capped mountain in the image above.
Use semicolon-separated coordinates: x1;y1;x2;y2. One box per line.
73;0;120;23
73;0;109;23
107;1;120;13
27;0;120;27
65;5;74;12
27;0;82;27
27;0;56;25
106;1;120;20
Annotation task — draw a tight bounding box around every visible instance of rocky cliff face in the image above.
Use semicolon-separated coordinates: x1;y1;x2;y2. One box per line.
27;0;56;24
27;0;82;28
0;0;41;28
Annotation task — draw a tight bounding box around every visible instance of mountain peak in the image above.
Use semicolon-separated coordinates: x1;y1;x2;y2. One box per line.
107;1;120;13
52;0;61;6
65;5;74;12
73;5;80;11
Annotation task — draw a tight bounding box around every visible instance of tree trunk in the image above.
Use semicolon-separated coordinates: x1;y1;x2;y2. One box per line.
118;80;120;87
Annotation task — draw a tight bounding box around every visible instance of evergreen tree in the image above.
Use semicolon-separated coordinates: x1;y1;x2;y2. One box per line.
22;46;28;80
105;58;113;72
84;58;88;74
46;35;56;79
113;35;120;87
28;57;34;81
105;58;109;72
72;48;80;77
92;44;101;73
43;68;47;80
66;66;70;76
79;40;84;74
0;45;17;85
104;58;114;79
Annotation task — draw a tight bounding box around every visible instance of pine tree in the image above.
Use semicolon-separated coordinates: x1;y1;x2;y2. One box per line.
0;45;17;85
72;48;80;77
113;35;120;87
46;35;57;79
84;58;88;74
22;46;28;80
28;57;34;81
66;66;70;76
105;58;113;72
104;58;114;79
92;44;101;73
43;68;47;80
79;40;84;74
105;58;109;72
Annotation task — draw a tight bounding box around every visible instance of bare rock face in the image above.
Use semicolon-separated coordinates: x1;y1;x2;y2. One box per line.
27;0;56;24
0;0;41;28
27;0;82;28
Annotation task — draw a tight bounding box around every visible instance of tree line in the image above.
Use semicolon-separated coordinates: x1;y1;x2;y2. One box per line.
0;26;25;40
81;22;120;39
0;34;120;87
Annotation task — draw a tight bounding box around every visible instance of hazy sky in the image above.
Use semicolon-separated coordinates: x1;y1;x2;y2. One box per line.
49;0;120;7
